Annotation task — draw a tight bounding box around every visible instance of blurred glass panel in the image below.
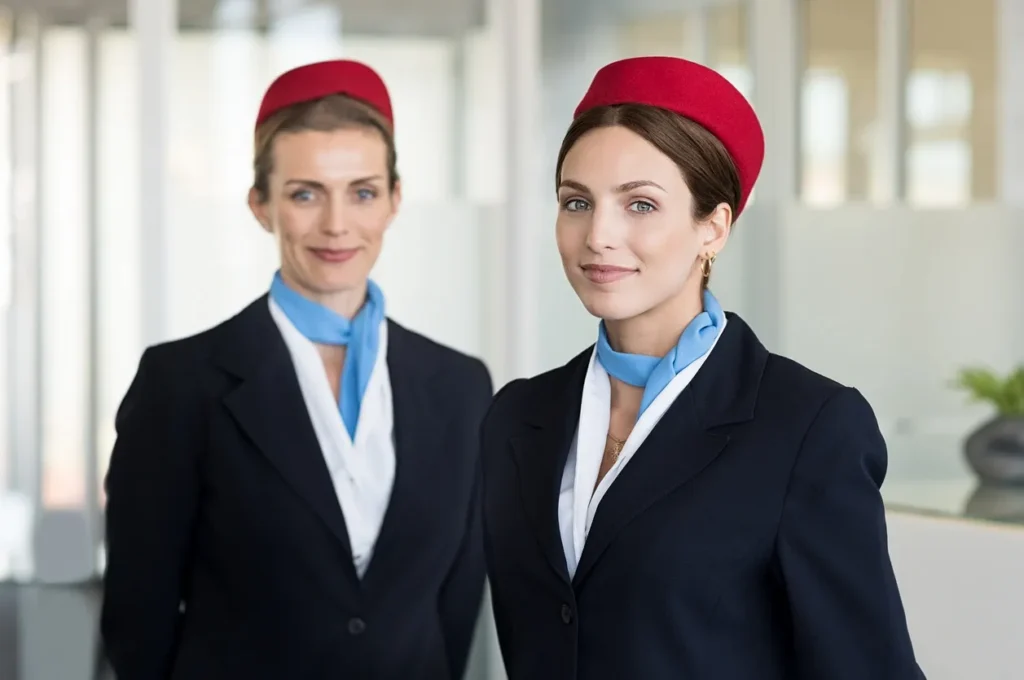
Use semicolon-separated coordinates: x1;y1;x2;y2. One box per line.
462;20;505;204
801;69;849;204
40;26;88;511
905;0;997;206
800;0;878;205
95;21;140;508
618;12;706;60
617;2;749;86
708;4;752;99
3;10;43;583
0;7;20;581
0;9;12;500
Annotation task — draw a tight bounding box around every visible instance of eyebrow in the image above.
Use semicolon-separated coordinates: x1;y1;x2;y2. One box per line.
558;179;666;194
285;175;385;190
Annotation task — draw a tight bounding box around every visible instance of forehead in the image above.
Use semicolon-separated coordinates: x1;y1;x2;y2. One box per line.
560;125;685;189
271;127;388;174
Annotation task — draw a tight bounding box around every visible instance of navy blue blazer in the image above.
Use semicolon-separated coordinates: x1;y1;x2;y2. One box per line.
481;313;924;679
101;295;492;680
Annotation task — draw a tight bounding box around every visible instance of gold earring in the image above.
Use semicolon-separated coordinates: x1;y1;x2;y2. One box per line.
700;251;717;278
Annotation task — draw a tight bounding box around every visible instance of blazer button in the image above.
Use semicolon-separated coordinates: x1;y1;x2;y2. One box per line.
347;617;366;635
560;603;573;624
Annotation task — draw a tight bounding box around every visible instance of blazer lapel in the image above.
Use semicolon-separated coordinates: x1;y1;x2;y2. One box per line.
362;320;448;591
571;390;728;589
216;296;357;576
509;350;591;586
572;314;769;590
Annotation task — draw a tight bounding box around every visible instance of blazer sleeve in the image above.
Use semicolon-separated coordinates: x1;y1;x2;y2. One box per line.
101;347;204;680
437;359;494;679
776;387;925;680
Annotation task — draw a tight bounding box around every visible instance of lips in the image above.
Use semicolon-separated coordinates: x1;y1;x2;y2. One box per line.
580;264;637;284
310;247;359;263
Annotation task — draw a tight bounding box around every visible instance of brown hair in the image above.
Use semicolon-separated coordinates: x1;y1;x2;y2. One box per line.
556;104;741;222
252;94;399;202
556;105;741;287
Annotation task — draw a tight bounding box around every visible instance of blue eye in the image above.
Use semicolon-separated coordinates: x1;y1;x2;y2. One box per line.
356;187;377;201
563;198;590;212
629;200;656;213
291;189;314;202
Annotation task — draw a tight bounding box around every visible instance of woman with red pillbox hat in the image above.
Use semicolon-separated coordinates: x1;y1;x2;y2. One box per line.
101;60;492;680
480;56;925;679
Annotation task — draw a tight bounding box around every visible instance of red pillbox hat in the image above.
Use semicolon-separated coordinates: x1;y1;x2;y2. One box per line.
255;59;393;130
574;56;764;215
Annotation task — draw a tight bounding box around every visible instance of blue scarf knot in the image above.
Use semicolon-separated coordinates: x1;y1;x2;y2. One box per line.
595;289;724;417
270;270;385;439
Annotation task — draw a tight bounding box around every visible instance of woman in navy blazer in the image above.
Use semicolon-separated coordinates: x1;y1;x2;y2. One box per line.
101;60;492;680
480;57;924;679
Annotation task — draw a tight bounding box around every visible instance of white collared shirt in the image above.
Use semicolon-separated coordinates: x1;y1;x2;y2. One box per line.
557;318;728;578
269;298;396;578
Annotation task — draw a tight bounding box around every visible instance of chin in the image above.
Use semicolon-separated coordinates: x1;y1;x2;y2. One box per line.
577;292;648;323
303;261;367;292
296;271;358;298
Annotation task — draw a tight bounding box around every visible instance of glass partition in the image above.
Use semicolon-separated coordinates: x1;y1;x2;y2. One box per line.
799;0;880;205
792;0;1024;527
905;0;998;206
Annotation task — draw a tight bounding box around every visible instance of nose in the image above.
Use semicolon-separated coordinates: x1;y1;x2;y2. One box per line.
321;195;349;236
584;203;621;252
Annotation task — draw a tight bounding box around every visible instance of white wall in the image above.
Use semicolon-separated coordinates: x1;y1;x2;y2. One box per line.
779;206;1024;438
888;511;1024;679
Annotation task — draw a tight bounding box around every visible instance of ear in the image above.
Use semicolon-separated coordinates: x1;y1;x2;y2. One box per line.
248;187;272;233
701;202;732;255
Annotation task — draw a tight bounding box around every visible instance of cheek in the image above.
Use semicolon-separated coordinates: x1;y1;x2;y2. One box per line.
632;219;699;271
555;217;581;261
353;201;394;238
275;205;317;242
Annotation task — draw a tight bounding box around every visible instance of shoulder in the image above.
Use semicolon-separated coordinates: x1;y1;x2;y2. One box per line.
135;305;252;375
483;346;592;436
115;328;222;432
761;352;846;410
761;353;885;485
755;351;878;434
489;359;578;414
387;319;492;397
125;298;270;400
139;326;219;373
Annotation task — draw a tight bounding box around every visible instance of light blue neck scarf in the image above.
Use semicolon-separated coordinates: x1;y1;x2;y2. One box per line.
270;270;386;439
596;289;724;418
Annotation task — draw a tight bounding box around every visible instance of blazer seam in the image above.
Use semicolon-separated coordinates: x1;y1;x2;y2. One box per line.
771;385;848;552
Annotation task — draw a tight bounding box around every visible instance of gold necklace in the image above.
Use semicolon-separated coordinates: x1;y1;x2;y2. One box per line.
606;434;626;463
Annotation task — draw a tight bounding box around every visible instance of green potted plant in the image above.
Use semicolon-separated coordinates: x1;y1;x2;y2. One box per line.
952;366;1024;485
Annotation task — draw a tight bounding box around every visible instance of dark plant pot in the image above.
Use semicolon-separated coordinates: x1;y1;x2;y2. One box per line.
964;415;1024;486
964;483;1024;523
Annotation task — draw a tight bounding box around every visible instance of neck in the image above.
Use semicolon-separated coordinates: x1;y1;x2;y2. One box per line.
280;271;368;319
608;378;643;415
604;284;703;357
